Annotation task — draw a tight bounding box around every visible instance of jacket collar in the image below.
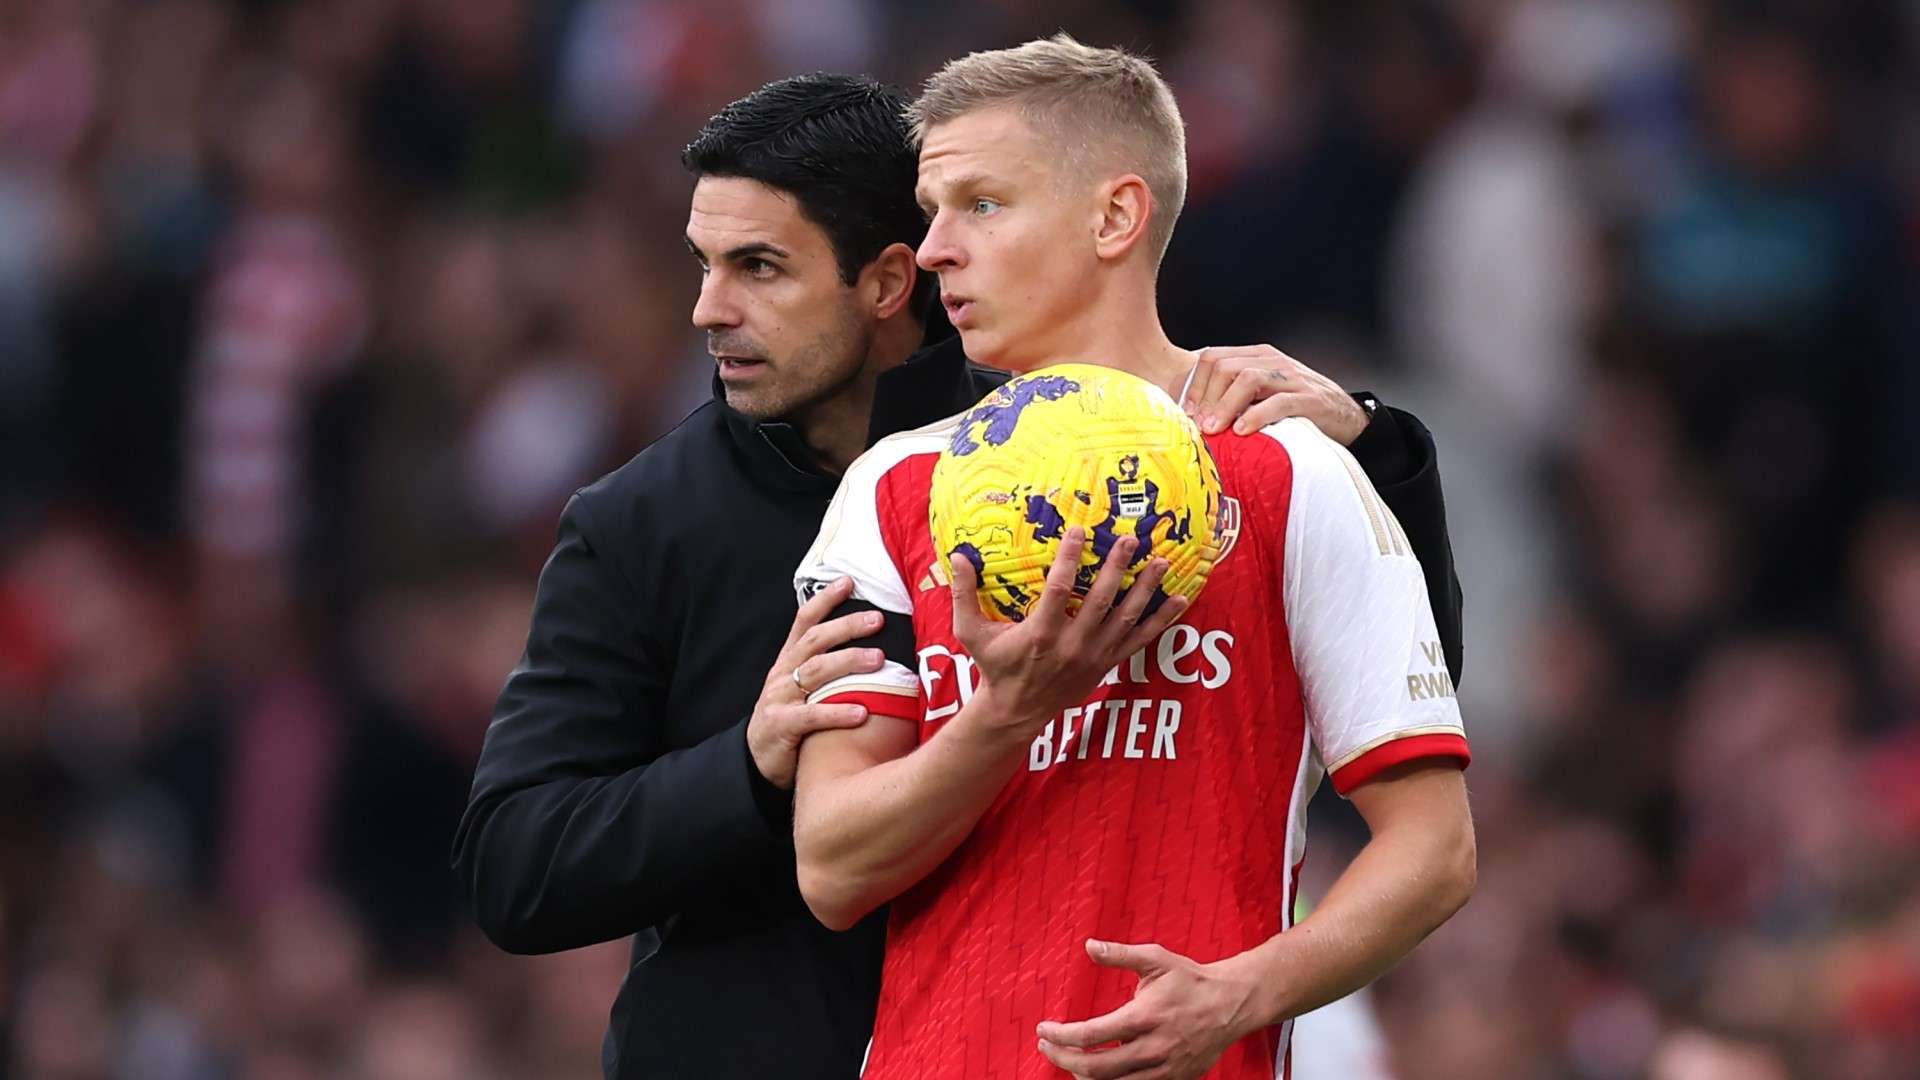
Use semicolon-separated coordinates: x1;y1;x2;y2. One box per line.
714;334;987;494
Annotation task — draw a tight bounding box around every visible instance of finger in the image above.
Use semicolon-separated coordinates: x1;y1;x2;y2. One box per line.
1086;939;1174;977
1102;557;1170;643
949;554;987;646
1227;390;1310;437
1119;594;1189;660
788;576;857;645
1026;526;1086;634
789;703;871;735
1279;350;1329;384
793;648;886;695
1106;570;1185;659
1036;1037;1168;1079
1182;348;1219;415
795;608;887;659
1191;344;1281;418
1076;535;1138;624
1203;368;1282;435
1035;1001;1155;1050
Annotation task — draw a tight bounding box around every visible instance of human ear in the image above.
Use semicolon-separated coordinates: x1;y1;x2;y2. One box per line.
862;242;920;319
1093;175;1153;261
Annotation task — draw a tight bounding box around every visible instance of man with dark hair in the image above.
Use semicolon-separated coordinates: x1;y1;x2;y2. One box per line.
453;72;1464;1080
683;75;941;321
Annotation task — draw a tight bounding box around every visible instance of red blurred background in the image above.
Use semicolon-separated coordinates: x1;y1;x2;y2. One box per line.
0;1;1916;1077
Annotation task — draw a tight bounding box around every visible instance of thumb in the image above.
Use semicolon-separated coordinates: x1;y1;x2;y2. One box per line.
949;554;986;643
1086;939;1172;978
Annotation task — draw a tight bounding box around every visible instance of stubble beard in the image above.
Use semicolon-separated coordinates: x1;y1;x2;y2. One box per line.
723;302;874;424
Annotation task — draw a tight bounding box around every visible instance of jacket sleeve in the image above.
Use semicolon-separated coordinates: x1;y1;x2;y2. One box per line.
1342;400;1465;686
451;492;787;955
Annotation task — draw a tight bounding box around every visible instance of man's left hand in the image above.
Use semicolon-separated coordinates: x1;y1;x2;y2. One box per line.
1035;939;1261;1080
1184;344;1370;445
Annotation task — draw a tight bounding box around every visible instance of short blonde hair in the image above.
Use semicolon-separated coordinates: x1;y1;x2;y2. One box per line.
909;33;1188;264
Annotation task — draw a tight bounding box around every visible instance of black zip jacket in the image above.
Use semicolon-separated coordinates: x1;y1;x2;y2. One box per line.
452;337;1464;1079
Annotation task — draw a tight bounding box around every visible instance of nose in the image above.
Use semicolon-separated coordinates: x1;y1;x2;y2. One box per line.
916;212;965;274
691;272;741;331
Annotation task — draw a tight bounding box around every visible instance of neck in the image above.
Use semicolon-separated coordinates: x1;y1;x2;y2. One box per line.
791;389;872;476
793;313;925;474
1025;275;1193;397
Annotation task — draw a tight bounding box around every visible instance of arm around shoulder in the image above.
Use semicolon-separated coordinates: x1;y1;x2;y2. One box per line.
453;491;785;953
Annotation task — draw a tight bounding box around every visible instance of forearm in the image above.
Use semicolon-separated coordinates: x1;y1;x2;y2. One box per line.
794;686;1035;929
456;490;790;953
1226;814;1475;1028
455;717;782;953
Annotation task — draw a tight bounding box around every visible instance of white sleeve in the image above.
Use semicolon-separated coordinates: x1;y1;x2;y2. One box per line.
1267;418;1469;796
793;442;923;717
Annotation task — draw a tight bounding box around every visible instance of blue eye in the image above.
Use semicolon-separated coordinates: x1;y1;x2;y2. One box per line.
973;198;1001;216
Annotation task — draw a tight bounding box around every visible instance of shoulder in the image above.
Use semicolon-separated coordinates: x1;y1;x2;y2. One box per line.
579;402;725;505
1208;416;1340;514
1216;417;1408;558
1242;416;1377;505
1251;416;1346;472
803;414;960;578
838;412;962;498
1249;417;1412;565
566;401;728;546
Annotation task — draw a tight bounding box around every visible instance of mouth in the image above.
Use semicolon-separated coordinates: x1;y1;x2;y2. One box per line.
715;355;768;379
940;293;975;326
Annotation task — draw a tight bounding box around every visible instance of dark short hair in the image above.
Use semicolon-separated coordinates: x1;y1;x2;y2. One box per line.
684;73;935;319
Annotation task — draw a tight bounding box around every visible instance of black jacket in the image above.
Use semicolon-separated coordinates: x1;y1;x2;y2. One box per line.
452;337;1464;1080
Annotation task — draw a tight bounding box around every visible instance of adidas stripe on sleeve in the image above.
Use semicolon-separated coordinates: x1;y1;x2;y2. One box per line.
1265;417;1470;795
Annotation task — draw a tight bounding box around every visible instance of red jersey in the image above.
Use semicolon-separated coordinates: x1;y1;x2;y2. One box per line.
796;412;1470;1080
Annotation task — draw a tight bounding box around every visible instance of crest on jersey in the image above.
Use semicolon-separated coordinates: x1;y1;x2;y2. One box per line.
1214;496;1243;566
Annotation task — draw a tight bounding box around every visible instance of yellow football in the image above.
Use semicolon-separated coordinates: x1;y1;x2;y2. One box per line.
929;364;1223;622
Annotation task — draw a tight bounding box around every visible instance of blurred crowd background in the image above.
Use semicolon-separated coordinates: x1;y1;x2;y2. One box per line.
0;0;1915;1077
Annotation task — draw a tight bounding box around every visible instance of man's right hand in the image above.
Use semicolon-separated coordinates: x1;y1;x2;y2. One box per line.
950;527;1189;738
749;577;887;789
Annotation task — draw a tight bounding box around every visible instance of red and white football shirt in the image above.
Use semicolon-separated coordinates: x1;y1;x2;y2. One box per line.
795;412;1469;1080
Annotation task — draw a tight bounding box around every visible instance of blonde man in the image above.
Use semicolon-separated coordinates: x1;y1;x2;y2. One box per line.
792;36;1474;1080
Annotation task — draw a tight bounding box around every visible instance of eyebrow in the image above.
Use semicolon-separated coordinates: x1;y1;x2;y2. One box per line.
683;237;792;262
916;171;994;207
723;242;790;261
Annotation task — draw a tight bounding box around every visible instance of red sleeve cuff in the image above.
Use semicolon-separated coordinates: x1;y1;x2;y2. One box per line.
1331;732;1471;796
817;689;924;723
